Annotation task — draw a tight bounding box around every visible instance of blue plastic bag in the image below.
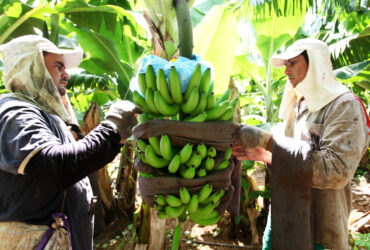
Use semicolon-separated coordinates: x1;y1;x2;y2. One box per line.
130;55;213;95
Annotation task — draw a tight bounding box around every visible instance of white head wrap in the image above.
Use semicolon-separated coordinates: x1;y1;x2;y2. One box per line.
271;38;349;120
0;35;83;123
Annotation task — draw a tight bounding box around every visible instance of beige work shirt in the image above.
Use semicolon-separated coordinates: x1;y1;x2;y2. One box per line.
284;91;369;249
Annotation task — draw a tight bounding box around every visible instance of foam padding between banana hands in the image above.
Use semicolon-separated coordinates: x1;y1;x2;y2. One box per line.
133;119;242;218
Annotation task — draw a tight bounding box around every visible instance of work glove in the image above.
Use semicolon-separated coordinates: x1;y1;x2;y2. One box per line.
101;100;142;142
233;125;272;150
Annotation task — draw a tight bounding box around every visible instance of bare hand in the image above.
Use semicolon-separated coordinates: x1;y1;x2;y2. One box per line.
232;145;272;164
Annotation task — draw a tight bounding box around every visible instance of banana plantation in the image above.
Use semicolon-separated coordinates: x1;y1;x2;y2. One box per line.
0;0;369;249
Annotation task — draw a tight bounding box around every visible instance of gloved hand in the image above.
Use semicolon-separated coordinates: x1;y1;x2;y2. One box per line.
233;125;272;150
101;100;142;142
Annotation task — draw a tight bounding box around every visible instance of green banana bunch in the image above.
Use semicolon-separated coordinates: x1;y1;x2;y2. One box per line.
184;63;201;100
157;69;174;105
145;145;169;168
190;202;214;216
159;134;173;160
169;66;183;104
179;187;191;204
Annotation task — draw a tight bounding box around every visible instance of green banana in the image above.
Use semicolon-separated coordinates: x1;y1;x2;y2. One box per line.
218;107;234;121
196;143;207;159
148;136;161;156
137;139;147;152
156;69;174;105
185;152;202;168
169;66;183;104
197;167;207;177
168;154;180;174
206;92;216;110
165;204;186;219
166;194;183;207
191;92;207;116
187;194;199;213
198;67;211;94
204;157;215;171
206;100;229;121
181;87;199;114
154;91;180;116
183;112;207;122
138;151;150;165
192;202;214;216
154;204;163;211
158;210;168;220
178;210;187;222
145;145;169;168
156;195;166;206
189;210;221;226
133;91;151;114
159;134;173;160
215;159;229;171
200;189;225;205
179;187;191;204
179;143;193;164
206;81;214;96
215;88;230;105
180;166;195;179
137;112;152;123
139;172;154;178
207;146;217;158
138;72;147;95
145;88;160;114
198;184;213;203
224;146;232;161
145;64;156;90
184;63;201;100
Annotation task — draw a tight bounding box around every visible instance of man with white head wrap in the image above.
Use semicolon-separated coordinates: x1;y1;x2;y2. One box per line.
0;35;142;249
232;38;369;249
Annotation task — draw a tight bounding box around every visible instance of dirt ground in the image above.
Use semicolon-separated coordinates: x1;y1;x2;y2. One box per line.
93;167;369;250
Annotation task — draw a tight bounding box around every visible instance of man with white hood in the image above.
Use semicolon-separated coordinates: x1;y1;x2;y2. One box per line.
232;38;370;249
0;35;141;249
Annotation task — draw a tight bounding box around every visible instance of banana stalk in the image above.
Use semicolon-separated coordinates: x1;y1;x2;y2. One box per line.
174;0;193;59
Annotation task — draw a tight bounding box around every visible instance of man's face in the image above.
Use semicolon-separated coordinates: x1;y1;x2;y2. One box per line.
43;52;70;96
284;54;309;87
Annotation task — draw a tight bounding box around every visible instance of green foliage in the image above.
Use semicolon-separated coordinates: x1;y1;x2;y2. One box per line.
353;233;370;249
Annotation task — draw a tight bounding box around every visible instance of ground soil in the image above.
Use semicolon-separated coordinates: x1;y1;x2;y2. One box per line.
93;166;369;250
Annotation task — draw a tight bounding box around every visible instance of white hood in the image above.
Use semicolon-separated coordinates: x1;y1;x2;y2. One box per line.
271;38;349;120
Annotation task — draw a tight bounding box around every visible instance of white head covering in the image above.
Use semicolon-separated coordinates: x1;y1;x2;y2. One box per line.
271;38;349;120
0;35;83;123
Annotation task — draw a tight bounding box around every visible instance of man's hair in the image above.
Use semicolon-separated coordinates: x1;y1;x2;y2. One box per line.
301;50;309;64
42;51;50;56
